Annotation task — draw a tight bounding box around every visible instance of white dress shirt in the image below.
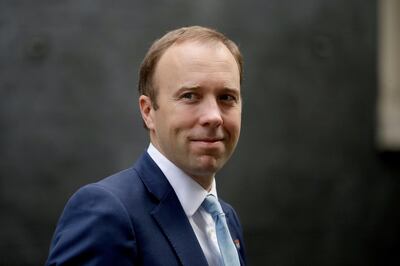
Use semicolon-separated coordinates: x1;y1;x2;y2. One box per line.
147;143;222;266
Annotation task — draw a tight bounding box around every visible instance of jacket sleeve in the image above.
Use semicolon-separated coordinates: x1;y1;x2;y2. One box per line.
46;184;137;266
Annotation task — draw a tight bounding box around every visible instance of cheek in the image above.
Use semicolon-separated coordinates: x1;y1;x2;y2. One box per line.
171;111;197;132
165;116;191;144
224;113;241;135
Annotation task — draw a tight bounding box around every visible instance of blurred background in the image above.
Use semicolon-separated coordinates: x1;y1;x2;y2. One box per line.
1;0;399;265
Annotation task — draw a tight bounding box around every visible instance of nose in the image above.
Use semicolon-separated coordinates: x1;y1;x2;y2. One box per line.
198;97;223;127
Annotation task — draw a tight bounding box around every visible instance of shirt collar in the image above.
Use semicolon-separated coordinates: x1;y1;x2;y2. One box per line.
147;143;218;217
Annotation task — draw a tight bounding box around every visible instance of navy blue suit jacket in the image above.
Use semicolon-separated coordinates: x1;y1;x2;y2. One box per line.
46;152;246;265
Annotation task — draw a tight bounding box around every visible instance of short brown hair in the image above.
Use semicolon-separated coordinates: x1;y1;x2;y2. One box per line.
138;26;243;109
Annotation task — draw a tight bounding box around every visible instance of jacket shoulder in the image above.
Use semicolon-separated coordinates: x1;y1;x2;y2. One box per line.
46;174;139;265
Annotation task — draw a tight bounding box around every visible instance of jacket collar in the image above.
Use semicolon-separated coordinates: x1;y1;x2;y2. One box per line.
134;152;209;266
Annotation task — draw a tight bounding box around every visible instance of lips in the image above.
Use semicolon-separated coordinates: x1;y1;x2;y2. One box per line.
190;137;224;142
189;137;225;152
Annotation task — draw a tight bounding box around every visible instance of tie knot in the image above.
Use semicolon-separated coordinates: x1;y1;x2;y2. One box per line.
202;195;224;218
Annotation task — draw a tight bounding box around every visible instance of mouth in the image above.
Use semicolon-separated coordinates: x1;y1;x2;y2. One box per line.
190;138;224;143
189;137;225;151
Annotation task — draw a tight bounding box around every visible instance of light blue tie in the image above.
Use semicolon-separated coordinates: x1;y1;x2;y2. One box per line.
202;195;240;266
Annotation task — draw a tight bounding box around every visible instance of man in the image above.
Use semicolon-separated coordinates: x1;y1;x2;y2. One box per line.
46;26;246;266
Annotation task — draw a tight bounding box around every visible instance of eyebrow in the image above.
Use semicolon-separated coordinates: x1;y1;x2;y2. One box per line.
173;86;241;100
172;86;199;98
220;87;241;97
176;85;240;94
177;85;201;91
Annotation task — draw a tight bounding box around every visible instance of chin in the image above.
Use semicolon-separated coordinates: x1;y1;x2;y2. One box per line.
192;156;224;175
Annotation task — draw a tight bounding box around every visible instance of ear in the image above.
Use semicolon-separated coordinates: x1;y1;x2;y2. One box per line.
139;95;155;130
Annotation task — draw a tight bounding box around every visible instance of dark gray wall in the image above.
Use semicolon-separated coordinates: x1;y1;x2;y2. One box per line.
1;0;399;265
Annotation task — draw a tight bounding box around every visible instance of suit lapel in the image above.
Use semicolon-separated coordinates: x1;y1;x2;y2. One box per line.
151;189;208;266
222;204;246;265
135;152;208;266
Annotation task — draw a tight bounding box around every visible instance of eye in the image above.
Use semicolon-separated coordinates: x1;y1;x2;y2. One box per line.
181;92;195;99
179;92;200;102
219;94;237;103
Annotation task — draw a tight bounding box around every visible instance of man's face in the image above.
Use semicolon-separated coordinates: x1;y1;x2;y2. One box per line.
143;41;241;183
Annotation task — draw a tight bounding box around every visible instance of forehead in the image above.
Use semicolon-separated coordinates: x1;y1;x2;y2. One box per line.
166;40;235;64
154;41;240;84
